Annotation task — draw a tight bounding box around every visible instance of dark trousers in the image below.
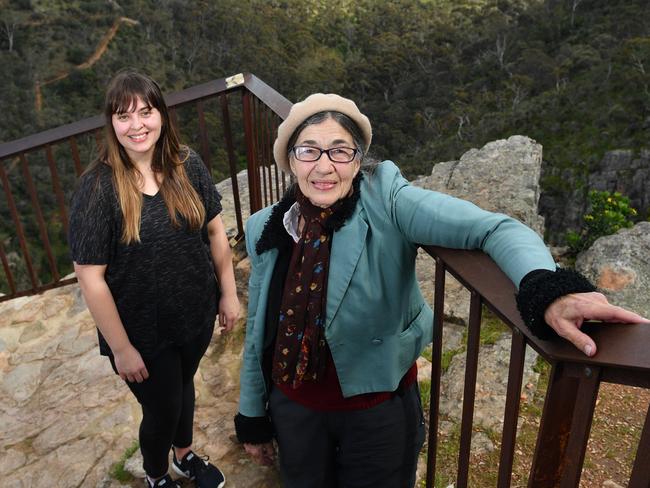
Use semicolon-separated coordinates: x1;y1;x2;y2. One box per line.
109;324;213;477
269;382;426;488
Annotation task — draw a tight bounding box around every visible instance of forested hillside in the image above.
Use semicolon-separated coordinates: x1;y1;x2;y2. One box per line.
1;0;649;209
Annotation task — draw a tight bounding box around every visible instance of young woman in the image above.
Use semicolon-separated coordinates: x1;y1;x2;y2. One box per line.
70;71;239;488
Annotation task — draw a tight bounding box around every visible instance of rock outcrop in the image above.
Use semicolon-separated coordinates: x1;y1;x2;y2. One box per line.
576;221;650;318
412;135;547;324
589;150;650;214
0;271;281;488
413;135;546;234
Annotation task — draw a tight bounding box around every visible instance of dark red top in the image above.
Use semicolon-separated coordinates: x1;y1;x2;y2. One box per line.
277;347;418;411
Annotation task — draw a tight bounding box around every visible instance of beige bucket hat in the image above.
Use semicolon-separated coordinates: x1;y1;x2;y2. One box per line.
273;93;372;173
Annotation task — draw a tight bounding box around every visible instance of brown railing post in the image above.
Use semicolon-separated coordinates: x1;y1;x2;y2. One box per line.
19;153;60;282
219;93;244;238
426;257;446;488
275;117;288;195
242;91;262;214
559;364;600;486
497;327;526;488
457;291;482;487
528;362;600;487
262;105;275;202
253;98;268;208
0;238;17;295
44;144;69;238
69;136;83;176
0;160;39;290
629;406;650;487
261;103;271;206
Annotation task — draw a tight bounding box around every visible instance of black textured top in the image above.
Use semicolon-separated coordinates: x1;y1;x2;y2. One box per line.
69;150;222;358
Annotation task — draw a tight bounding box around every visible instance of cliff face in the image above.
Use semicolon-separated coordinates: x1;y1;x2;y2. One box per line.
539;149;650;243
414;135;546;232
590;149;650;215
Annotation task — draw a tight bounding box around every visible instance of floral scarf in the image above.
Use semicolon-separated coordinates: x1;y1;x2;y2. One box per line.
271;190;339;388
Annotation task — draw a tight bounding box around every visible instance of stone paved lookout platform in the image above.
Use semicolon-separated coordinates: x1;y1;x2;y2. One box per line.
0;273;282;488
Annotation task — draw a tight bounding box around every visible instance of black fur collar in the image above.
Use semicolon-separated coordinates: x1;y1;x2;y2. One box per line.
255;173;363;255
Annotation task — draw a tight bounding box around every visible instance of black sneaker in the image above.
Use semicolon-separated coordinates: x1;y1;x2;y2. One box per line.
145;474;181;488
172;450;226;488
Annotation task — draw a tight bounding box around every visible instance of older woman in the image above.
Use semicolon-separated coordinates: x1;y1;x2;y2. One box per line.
234;93;646;488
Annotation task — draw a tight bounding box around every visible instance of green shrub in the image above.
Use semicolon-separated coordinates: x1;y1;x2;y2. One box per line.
567;190;637;255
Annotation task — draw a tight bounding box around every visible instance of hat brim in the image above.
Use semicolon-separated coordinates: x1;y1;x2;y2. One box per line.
273;93;372;174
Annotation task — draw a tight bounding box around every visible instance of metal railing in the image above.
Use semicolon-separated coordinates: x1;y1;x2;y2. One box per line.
2;73;648;487
422;245;650;487
0;73;291;301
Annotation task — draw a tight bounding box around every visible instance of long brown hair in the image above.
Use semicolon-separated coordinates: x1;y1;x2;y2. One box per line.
94;70;205;244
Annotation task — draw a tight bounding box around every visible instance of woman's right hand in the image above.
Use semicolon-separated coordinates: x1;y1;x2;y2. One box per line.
113;344;149;383
544;291;649;357
244;442;276;466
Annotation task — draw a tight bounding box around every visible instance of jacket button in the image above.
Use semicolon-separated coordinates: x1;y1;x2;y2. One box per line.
371;338;383;345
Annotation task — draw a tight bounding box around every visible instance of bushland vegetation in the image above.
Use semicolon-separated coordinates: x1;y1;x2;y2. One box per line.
1;0;648;291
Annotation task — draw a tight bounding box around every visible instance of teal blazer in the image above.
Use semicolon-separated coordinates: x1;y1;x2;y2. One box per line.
238;161;555;417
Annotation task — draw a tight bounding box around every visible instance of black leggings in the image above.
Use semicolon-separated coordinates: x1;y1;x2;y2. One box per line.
109;324;213;477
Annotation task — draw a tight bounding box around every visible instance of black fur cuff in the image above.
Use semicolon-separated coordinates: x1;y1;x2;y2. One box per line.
516;268;596;339
234;413;274;444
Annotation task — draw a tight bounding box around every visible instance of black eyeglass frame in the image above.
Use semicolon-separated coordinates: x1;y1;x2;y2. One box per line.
290;145;360;164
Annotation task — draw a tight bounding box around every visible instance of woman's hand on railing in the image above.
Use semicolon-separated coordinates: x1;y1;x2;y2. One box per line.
544;291;650;356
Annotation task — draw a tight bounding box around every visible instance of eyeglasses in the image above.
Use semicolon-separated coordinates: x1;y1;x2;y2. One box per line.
291;145;359;163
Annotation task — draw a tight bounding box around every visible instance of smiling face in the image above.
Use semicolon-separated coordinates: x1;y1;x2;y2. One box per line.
289;117;361;208
111;97;162;164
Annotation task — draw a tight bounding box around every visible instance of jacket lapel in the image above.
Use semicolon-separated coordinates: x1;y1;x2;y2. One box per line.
326;207;368;328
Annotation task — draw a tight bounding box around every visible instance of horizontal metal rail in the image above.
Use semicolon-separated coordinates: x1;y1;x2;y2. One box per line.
6;72;645;488
421;245;650;487
0;73;292;301
0;73;291;160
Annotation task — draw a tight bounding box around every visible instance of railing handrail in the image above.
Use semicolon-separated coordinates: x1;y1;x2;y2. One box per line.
240;73;292;119
0;72;291;302
2;70;647;484
0;73;292;159
422;245;650;381
422;244;650;487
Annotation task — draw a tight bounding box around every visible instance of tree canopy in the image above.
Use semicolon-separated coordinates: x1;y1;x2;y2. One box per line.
0;0;648;292
2;0;648;175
